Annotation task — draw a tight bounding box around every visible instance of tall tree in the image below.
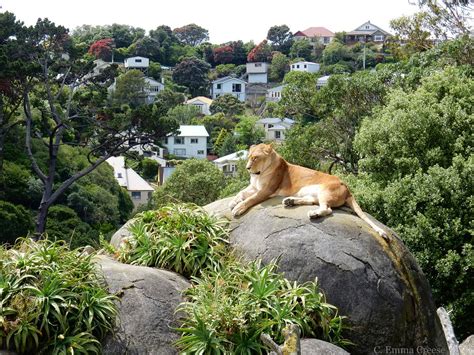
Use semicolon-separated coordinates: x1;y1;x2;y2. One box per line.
173;24;209;46
247;40;272;62
267;25;293;54
172;57;210;97
289;39;313;60
88;38;114;60
22;19;178;235
111;69;147;107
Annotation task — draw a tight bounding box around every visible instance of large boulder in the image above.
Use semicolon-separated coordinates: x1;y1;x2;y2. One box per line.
96;256;190;355
300;339;350;354
204;196;448;355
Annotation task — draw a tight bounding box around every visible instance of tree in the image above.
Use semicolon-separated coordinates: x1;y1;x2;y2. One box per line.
0;200;33;245
213;45;234;64
140;158;159;180
209;94;245;116
269;52;290;82
172;57;210;97
154;89;186;117
173;24;209;46
289;39;313;60
111;69;147;107
352;67;473;338
267;25;293;54
247;40;272;62
234;116;265;147
165;105;201;124
22;19;178;235
322;40;351;65
155;159;225;206
88;38;114;60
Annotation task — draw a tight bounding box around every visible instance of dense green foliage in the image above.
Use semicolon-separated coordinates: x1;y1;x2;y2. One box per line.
0;201;33;245
153;159;226;207
0;239;117;354
176;258;349;353
116;204;228;277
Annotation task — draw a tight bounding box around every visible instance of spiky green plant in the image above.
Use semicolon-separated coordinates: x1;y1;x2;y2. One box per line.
176;257;352;354
116;204;229;277
0;239;118;354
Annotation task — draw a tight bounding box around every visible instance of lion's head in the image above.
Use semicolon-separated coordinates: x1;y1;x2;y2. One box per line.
246;143;275;175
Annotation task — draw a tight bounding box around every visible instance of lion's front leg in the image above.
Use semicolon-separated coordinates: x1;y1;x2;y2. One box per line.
232;190;271;217
229;185;257;210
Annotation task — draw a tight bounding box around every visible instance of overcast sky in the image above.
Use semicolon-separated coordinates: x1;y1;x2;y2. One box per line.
3;0;419;44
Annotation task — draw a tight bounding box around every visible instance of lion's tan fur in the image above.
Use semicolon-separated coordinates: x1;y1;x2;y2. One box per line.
230;143;388;239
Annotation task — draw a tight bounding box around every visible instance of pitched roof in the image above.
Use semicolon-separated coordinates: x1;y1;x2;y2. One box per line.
186;96;213;105
212;76;246;84
347;21;390;36
299;27;335;38
176;125;209;137
106;156;154;192
257;117;295;125
213;150;248;164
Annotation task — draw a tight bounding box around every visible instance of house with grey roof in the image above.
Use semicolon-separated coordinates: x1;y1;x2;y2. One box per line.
213;150;248;177
345;21;391;44
256;117;295;142
211;76;246;101
163;125;209;159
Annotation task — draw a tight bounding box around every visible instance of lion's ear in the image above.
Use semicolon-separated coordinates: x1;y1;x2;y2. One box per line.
263;144;273;155
249;144;256;153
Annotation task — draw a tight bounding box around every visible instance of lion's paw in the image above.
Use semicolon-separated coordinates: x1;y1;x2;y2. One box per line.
282;197;295;207
231;201;247;217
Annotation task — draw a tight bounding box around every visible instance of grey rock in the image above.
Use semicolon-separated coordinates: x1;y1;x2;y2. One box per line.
460;335;474;355
110;219;135;249
205;196;448;355
300;339;350;355
96;256;190;355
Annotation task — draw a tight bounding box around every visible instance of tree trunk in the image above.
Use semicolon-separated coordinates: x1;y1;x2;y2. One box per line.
35;201;50;237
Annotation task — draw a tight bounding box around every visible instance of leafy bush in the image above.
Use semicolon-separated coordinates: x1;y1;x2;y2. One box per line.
139;158;160;180
0;201;33;245
117;204;229;277
0;239;117;354
176;258;350;353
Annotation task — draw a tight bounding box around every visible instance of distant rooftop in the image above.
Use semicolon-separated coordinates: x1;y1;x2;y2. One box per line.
106;156;154;192
186;96;213;105
175;125;209;137
296;27;335;38
213;150;248;164
257;117;295;125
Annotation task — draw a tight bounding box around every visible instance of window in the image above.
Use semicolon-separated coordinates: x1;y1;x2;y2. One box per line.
365;25;370;29
292;64;295;69
268;124;273;128
216;83;222;89
374;35;384;42
296;64;300;69
324;37;330;44
197;150;205;155
174;148;186;156
174;137;184;144
131;191;141;200
304;64;307;68
135;59;142;63
117;173;123;178
191;138;198;144
275;131;281;139
232;83;242;92
255;63;262;67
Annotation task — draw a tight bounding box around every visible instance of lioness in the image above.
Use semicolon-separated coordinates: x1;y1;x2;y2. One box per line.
229;143;388;239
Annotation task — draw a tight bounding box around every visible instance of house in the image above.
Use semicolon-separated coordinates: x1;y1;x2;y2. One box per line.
124;56;150;71
163;125;209;159
213;150;248;177
256;117;295;141
106;156;154;208
317;75;331;89
186;96;213;115
345;21;391;43
293;27;335;45
290;61;320;73
211;76;246;101
246;62;269;84
108;76;164;104
266;85;286;102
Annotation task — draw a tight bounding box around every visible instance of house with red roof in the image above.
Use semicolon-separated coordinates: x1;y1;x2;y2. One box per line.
293;27;335;45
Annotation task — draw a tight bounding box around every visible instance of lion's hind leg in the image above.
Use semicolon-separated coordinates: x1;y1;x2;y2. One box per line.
308;203;332;219
282;195;317;207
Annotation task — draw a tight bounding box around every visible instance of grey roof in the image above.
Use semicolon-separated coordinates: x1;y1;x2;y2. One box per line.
257;117;295;125
176;125;209;137
212;76;247;84
213;150;248;164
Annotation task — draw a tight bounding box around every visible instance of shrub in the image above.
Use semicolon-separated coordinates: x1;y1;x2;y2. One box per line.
117;204;229;277
176;258;350;353
0;239;117;354
0;201;33;245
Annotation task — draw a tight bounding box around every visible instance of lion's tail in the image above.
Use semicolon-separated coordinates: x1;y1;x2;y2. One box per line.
345;193;387;238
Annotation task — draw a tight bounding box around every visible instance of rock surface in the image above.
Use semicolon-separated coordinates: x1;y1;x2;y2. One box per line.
460;335;474;355
96;256;190;355
204;196;448;355
300;339;350;354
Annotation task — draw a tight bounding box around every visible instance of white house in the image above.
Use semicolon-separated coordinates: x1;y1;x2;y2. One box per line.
246;62;268;84
317;75;331;89
256;117;295;141
106;156;154;208
186;96;213;115
124;56;150;70
211;76;246;101
163;125;209;159
346;21;391;43
290;61;320;73
213;150;248;177
266;85;286;102
293;27;335;45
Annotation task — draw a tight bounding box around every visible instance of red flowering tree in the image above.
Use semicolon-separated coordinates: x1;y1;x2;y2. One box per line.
247;40;272;62
213;45;234;64
88;38;114;60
